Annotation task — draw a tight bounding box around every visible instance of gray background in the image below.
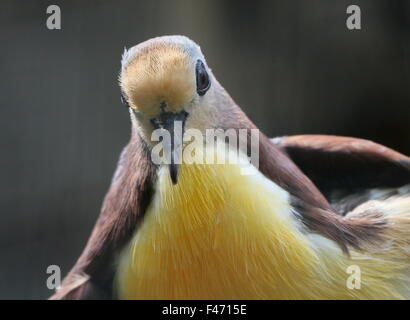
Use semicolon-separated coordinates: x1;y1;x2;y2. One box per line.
1;0;409;299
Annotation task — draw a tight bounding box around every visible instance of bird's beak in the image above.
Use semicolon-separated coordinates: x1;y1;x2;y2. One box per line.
151;110;188;185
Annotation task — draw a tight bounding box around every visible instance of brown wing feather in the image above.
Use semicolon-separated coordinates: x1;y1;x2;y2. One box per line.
254;133;386;253
50;134;156;300
272;135;410;205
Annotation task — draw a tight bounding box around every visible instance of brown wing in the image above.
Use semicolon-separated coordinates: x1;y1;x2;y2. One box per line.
49;133;410;299
50;135;155;300
272;135;410;214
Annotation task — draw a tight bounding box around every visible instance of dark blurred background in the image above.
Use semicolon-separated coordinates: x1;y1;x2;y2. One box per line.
1;0;409;299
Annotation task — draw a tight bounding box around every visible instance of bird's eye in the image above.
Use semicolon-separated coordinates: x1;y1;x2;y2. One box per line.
196;60;211;96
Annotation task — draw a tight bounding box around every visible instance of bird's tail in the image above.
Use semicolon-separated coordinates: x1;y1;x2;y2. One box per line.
346;185;410;259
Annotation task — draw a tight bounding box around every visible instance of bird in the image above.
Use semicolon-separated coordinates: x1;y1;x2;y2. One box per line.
51;35;410;300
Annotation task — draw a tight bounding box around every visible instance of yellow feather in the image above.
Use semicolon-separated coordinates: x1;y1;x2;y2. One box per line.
115;143;410;299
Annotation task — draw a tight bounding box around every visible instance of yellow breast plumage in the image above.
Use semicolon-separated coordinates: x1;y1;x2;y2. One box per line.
115;144;410;299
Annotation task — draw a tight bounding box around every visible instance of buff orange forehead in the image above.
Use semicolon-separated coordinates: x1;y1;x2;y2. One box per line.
120;44;196;117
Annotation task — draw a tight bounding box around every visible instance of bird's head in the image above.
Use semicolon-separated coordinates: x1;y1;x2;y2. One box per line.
119;36;224;183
